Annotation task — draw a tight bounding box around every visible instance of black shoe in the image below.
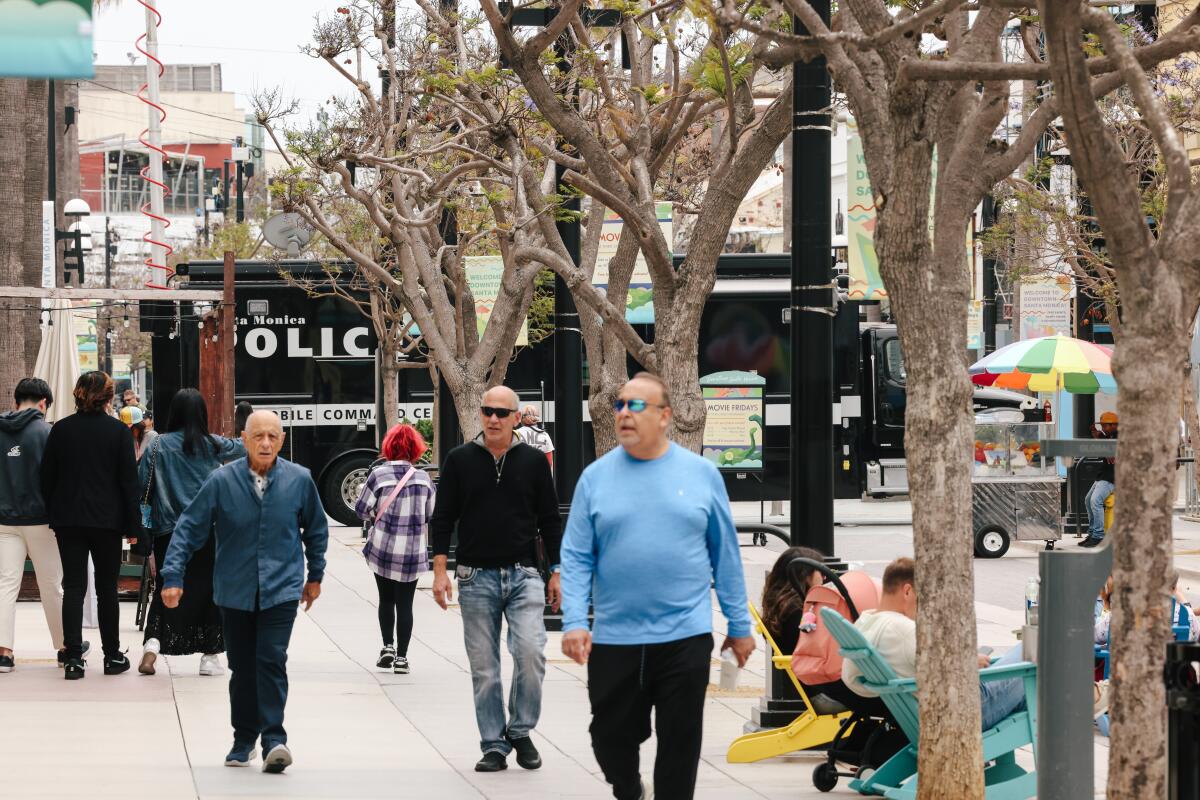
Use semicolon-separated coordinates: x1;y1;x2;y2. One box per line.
57;640;90;667
104;653;131;675
474;751;508;772
506;735;542;770
393;656;410;675
64;658;85;680
376;645;396;670
0;654;13;673
1079;536;1103;548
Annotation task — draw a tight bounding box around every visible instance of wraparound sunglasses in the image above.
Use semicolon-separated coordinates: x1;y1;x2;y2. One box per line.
612;399;666;413
481;406;517;419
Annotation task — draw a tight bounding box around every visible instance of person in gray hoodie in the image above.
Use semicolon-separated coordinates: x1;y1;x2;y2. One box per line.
0;378;65;673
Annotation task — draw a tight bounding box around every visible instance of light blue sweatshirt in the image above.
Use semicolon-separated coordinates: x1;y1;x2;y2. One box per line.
560;442;752;644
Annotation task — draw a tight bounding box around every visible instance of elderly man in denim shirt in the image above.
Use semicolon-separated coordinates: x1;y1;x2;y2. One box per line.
162;411;328;774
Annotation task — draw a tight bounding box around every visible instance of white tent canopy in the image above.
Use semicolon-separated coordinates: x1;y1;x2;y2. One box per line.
33;299;81;423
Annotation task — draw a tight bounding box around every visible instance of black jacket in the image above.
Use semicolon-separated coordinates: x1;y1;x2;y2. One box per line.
40;411;141;535
430;438;561;568
0;408;52;524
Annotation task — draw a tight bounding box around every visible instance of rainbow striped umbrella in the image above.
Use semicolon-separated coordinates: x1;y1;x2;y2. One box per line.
969;335;1115;394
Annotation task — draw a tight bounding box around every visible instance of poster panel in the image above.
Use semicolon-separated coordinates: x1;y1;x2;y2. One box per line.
0;0;93;78
592;202;671;324
701;385;765;470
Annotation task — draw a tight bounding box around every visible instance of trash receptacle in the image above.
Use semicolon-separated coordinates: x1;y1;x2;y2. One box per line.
1165;641;1200;800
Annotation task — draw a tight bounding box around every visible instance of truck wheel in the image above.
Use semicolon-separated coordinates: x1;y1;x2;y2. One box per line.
973;526;1010;559
320;454;375;526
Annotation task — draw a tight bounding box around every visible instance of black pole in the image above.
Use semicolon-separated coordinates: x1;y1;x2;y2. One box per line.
982;195;998;354
235;134;245;224
437;205;462;465
790;0;834;554
47;79;57;203
222;160;230;216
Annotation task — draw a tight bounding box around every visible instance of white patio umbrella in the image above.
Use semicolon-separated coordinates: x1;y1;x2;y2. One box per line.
33;299;81;422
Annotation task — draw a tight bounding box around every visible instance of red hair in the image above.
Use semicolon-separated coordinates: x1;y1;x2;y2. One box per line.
381;424;427;462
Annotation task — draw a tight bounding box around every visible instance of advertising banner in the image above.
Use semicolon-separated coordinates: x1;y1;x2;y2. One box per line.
700;371;765;471
0;0;94;79
592;202;672;324
464;255;529;346
846;124;887;301
1020;274;1073;340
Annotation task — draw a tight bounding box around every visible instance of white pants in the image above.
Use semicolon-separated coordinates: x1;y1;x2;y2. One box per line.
0;524;65;652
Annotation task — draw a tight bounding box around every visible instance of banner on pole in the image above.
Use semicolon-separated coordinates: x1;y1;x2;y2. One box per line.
592;202;672;324
465;256;529;346
846;124;887;301
0;0;93;78
1019;275;1073;340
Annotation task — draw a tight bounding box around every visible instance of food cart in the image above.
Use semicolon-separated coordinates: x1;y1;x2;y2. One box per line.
971;413;1063;557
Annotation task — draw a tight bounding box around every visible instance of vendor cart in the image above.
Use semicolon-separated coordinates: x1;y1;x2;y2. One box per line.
972;417;1063;558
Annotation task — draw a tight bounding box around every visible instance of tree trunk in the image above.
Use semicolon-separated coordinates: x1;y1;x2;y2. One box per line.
24;80;48;375
381;345;400;430
1104;287;1188;799
658;321;705;452
448;373;485;443
0;79;30;392
874;141;986;800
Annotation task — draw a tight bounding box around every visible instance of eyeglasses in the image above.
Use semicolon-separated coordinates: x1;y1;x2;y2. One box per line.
612;398;665;414
481;406;517;419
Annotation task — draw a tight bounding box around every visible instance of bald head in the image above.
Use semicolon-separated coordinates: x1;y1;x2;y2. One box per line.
482;385;519;410
243;410;286;475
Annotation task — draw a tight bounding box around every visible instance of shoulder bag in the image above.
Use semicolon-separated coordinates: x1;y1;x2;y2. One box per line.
140;437;160;532
373;466;418;526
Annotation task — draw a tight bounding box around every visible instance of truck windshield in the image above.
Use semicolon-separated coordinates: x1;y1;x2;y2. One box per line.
884;338;906;384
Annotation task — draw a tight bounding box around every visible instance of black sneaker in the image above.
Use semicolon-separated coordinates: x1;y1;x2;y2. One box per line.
104;653;131;675
0;654;13;673
64;658;85;680
1079;536;1103;548
474;751;508;772
376;645;396;670
393;656;410;674
506;734;542;770
57;640;91;667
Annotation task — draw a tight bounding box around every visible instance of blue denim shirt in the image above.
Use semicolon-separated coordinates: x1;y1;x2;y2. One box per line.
161;456;328;611
139;431;245;535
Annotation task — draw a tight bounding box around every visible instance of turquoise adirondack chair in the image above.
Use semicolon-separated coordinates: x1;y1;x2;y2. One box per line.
820;608;1038;800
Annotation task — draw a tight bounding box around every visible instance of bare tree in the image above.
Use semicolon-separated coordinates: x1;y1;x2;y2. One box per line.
256;3;546;439
464;0;793;452
1038;2;1200;796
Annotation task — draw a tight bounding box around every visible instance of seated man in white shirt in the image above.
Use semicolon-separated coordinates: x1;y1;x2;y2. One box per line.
843;557;1028;731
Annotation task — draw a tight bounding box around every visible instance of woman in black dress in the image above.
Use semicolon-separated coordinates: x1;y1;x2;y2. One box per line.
137;389;243;676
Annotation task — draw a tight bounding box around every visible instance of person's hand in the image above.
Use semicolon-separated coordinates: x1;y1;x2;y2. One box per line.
722;635;756;668
433;570;453;610
546;573;562;612
128;537;138;546
562;629;592;665
161;587;182;608
302;581;321;611
978;654;992;669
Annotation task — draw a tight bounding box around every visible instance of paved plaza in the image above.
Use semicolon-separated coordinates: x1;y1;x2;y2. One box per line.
6;499;1198;799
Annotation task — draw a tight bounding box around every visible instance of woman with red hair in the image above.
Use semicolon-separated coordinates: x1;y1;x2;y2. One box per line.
354;424;434;674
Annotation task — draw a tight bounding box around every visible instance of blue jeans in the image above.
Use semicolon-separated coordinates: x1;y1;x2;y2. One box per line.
980;645;1028;730
457;564;547;755
220;601;298;754
1086;480;1114;539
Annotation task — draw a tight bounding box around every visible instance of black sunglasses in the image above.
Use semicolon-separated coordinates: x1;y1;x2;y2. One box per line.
481;406;517;419
612;398;665;413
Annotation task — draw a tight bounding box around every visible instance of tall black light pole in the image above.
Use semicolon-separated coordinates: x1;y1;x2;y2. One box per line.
790;0;834;554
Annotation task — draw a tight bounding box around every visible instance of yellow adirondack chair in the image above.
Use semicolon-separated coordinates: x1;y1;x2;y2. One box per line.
726;602;852;763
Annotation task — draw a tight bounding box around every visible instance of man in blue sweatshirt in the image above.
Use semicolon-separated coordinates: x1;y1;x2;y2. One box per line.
560;372;754;800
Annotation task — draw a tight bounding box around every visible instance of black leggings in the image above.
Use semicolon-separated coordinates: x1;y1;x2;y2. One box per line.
374;574;418;656
56;527;123;660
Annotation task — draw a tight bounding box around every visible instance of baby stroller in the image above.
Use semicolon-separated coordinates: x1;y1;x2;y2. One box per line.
787;558;906;793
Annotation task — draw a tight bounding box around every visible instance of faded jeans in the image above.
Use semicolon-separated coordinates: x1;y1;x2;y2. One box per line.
457;564;547;755
980;645;1029;731
1086;479;1115;539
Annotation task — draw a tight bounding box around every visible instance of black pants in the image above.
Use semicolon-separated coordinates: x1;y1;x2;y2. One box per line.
588;633;712;800
221;601;298;753
374;573;417;656
55;527;123;660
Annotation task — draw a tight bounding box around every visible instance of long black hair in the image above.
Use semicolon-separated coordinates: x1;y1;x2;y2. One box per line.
166;388;219;456
234;400;254;436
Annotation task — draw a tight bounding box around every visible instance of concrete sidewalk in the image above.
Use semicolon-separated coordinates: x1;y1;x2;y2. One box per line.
0;523;1105;799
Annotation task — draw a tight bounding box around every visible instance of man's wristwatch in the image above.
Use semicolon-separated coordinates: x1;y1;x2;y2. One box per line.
550;565;561;574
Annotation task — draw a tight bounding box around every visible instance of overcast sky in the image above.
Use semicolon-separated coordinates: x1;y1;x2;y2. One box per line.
92;1;353;129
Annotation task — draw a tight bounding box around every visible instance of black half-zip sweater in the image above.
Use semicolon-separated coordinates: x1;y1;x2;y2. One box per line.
430;438;562;568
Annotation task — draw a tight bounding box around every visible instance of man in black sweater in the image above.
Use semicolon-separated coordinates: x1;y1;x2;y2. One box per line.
431;385;561;774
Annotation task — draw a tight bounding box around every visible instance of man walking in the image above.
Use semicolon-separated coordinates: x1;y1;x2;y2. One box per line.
560;372;754;800
430;385;561;773
161;410;328;773
0;379;66;672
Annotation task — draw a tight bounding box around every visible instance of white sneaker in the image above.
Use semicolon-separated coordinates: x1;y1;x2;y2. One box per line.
199;654;225;676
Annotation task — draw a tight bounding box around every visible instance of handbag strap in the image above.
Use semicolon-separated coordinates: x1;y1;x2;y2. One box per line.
142;437;161;504
373;466;418;524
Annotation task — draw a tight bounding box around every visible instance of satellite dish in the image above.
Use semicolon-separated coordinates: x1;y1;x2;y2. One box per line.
262;213;314;258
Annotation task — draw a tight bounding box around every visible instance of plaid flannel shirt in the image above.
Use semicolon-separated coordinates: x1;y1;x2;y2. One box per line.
356;461;435;582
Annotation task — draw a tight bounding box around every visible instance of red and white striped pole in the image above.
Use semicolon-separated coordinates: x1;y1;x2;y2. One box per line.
136;0;173;289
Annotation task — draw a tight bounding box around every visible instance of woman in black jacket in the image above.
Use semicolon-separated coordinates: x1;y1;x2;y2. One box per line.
40;371;141;679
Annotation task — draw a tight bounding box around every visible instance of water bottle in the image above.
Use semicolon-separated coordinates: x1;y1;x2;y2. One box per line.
1025;576;1040;627
719;648;740;692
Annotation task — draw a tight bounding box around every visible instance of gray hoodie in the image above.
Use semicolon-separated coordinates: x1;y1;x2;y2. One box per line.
0;408;52;524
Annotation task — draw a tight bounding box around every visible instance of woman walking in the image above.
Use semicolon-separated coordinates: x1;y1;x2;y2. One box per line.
119;405;157;462
138;388;243;676
40;371;141;679
355;424;434;674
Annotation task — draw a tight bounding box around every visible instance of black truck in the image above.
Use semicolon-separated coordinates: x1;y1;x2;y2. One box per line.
144;255;1034;523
